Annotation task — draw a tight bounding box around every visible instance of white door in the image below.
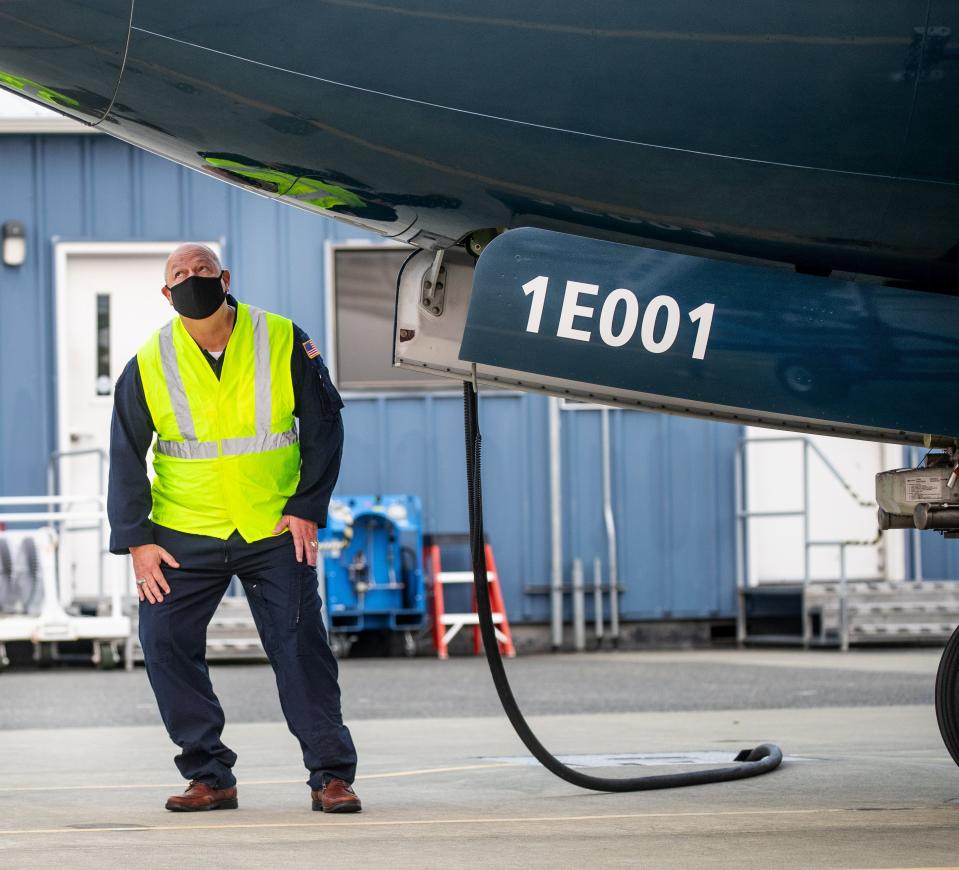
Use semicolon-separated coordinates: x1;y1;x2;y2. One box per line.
55;242;221;602
744;427;906;585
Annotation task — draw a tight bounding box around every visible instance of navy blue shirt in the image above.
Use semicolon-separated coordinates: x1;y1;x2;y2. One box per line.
107;304;344;554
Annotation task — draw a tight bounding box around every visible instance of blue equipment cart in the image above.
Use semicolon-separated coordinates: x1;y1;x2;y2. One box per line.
318;495;426;651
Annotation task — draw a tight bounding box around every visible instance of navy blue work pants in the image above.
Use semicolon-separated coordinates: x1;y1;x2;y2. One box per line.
137;524;357;790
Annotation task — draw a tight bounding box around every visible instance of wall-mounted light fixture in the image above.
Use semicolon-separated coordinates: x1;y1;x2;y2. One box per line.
2;220;26;267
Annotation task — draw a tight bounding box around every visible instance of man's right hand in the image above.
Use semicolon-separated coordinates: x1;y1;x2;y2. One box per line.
130;544;180;604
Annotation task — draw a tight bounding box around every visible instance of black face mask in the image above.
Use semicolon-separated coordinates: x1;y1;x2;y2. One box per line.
168;272;226;320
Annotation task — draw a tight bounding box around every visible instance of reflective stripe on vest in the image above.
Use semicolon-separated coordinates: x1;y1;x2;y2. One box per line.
137;302;300;542
154;305;298;458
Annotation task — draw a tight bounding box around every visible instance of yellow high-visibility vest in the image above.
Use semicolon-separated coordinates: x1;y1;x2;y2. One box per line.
136;302;300;541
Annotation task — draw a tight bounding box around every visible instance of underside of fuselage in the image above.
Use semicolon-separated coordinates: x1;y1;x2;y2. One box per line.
0;1;957;286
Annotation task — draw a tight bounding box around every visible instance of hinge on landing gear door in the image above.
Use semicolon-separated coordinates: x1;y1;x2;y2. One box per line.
421;250;446;317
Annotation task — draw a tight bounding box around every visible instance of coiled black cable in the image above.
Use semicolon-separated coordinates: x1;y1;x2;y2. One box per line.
462;380;783;791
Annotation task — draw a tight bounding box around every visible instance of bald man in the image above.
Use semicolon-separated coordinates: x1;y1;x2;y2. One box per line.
108;244;360;813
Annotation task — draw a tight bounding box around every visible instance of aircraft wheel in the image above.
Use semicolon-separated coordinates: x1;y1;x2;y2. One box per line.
935;624;959;767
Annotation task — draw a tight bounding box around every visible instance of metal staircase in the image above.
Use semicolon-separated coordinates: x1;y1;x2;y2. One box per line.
805;580;959;649
736;435;959;648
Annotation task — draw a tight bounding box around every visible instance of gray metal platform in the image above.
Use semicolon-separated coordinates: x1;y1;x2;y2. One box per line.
805;580;959;647
742;581;959;649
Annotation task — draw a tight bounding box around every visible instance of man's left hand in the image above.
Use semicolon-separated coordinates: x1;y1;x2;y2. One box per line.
273;514;320;566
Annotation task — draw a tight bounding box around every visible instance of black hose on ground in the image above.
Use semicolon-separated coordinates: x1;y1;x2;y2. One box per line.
462;380;784;791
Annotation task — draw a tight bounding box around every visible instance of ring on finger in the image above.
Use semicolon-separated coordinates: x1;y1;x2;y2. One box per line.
136;578;148;586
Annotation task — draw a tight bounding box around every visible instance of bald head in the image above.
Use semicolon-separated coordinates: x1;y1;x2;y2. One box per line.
164;244;223;288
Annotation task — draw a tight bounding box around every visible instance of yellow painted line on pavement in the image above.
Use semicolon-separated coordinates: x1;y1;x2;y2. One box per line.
2;806;951;837
0;763;511;794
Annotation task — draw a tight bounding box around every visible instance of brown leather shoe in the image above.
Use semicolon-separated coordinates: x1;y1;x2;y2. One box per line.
311;778;362;813
165;780;238;812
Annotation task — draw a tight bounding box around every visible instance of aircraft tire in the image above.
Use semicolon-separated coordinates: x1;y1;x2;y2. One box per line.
935;624;959;768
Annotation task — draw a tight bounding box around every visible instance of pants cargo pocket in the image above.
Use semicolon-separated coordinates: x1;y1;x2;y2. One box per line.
294;564;326;657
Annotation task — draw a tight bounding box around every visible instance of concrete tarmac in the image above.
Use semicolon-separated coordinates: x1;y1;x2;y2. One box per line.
1;649;957;869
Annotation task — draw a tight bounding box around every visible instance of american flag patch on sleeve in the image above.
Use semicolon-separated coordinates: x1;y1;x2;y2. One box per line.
302;338;320;359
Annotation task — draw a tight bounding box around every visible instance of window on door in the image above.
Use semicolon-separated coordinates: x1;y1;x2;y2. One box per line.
96;293;111;396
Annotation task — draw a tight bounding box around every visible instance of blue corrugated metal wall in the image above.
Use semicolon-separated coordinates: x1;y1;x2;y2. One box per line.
0;132;818;626
335;395;741;622
919;536;959;580
0;133;364;496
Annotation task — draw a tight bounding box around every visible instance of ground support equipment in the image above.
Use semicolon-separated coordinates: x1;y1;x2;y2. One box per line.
425;533;515;660
0;495;129;670
318;494;427;654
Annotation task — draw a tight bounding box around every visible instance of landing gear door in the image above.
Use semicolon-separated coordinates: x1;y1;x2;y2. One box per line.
399;227;959;444
394;247;478;385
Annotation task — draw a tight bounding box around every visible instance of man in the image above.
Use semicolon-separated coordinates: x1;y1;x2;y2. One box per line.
108;243;360;814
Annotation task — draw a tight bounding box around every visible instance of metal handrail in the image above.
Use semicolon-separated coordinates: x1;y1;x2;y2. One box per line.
0;511;105;523
740;435;874;506
807;533;883;650
0;495;105;523
0;495;104;506
47;448;108;601
735;434;883;649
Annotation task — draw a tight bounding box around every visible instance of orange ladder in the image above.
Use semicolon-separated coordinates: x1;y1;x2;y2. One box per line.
425;539;516;660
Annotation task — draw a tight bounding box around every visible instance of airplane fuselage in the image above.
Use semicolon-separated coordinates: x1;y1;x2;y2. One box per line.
0;1;956;286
